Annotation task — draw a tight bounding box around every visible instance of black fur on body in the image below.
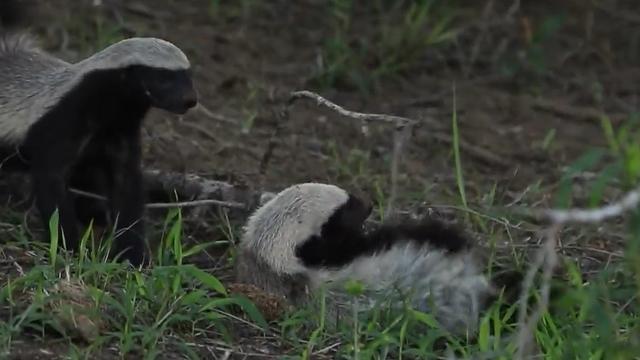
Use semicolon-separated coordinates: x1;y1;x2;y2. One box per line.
0;3;197;266
4;65;196;266
0;0;28;28
296;199;472;269
296;199;521;305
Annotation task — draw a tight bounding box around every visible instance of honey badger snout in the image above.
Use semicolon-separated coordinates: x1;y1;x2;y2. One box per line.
177;86;198;113
165;78;198;114
183;90;198;110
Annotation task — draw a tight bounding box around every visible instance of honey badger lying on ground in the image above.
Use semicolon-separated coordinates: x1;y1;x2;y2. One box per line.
235;183;506;336
0;0;198;266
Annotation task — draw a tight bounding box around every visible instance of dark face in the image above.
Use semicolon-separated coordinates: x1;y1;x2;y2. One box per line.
295;193;374;268
131;66;198;114
328;194;373;234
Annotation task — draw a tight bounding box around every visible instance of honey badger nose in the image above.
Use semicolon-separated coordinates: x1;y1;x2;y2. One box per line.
182;89;198;109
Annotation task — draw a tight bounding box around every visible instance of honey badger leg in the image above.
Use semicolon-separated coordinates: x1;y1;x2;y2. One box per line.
65;128;146;266
69;161;111;228
101;130;147;267
28;144;81;253
31;173;80;251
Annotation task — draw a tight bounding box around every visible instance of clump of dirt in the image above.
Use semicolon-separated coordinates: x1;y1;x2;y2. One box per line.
227;282;290;322
43;278;105;343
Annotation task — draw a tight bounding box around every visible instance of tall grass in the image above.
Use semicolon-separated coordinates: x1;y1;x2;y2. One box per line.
0;209;266;357
312;0;458;92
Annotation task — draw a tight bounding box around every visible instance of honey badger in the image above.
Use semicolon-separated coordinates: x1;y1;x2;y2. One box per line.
0;0;198;266
235;183;497;336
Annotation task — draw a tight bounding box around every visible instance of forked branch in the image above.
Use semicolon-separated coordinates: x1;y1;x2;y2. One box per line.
515;185;640;358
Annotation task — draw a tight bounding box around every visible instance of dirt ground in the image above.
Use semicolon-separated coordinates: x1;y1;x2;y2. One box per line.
13;0;639;221
2;0;640;358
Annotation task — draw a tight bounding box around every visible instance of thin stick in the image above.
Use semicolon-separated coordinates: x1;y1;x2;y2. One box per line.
195;103;238;125
514;184;640;356
68;188;245;209
289;90;418;127
519;185;640;224
258;105;290;189
146;199;245;209
68;188;106;201
515;225;560;359
385;125;413;218
286;90;418;218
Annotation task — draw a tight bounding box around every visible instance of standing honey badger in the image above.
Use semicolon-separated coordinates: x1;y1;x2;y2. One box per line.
235;183;496;336
0;2;198;266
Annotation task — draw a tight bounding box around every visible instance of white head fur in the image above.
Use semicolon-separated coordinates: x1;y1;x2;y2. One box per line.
0;35;190;143
241;182;349;275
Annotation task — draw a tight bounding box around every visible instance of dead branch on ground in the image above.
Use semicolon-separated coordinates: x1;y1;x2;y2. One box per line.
142;170;268;212
514;184;640;359
65;170;269;211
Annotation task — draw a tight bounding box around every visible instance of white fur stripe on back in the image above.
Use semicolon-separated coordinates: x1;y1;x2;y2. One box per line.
0;35;190;144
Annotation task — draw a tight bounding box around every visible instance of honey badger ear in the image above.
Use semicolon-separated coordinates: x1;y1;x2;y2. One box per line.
334;193;373;228
259;192;277;206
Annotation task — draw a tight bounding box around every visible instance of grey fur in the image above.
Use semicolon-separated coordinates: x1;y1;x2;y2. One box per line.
311;243;494;335
235;245;311;306
236;182;495;336
0;34;190;143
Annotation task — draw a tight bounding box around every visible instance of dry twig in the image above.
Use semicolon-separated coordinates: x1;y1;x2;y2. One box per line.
146;199;245;209
264;90;418;216
520;185;640;224
515;185;640;358
68;170;261;210
515;224;560;359
195;104;239;125
386;125;413;218
258;104;290;189
288;90;419;128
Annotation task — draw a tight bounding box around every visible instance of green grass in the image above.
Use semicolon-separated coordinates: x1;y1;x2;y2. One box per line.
284;87;640;359
270;251;640;359
208;0;257;21
303;114;640;358
451;85;467;211
499;13;566;83
3;120;640;358
59;9;127;55
311;0;458;93
3;1;640;358
0;208;267;358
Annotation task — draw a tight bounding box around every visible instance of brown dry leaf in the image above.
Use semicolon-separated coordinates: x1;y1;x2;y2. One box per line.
43;278;105;343
226;282;289;322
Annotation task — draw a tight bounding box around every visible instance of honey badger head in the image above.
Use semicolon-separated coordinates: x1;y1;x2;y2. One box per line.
240;182;373;276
